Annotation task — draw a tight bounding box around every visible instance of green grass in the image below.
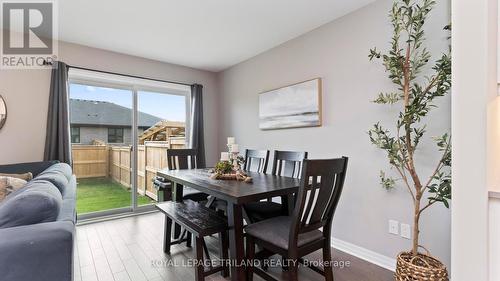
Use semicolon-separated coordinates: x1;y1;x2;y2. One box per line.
76;177;154;214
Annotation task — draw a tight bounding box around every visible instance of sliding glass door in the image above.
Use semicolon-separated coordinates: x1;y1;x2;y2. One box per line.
69;83;136;215
136;90;187;206
68;69;190;218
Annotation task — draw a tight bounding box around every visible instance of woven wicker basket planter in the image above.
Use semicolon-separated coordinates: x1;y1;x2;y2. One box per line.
395;252;448;281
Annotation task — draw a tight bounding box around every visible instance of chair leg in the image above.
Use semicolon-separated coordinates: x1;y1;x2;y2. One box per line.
195;236;205;281
255;248;272;271
220;231;229;277
282;255;289;271
323;244;334;281
288;261;299;281
163;216;172;254
246;235;255;281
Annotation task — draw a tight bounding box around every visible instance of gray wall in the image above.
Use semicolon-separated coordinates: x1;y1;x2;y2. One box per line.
217;0;451;266
75;127;141;145
0;41;219;165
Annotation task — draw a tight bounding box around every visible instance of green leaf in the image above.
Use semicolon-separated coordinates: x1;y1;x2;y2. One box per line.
379;171;396;190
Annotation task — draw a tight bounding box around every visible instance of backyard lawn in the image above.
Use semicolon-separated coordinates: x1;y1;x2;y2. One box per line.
76;177;154;214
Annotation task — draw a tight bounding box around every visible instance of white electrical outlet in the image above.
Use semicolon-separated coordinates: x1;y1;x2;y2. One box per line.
401;223;411;239
389;220;399;235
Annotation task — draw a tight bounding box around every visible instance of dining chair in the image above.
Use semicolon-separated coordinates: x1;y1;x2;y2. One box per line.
166;148;209;203
208;149;270;212
245;157;349;281
243;150;308;223
243;149;270;173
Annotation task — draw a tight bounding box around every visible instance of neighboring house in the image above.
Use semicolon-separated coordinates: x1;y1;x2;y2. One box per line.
70;99;162;145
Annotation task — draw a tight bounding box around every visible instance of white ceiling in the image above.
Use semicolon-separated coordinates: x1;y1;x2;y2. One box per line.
58;0;375;72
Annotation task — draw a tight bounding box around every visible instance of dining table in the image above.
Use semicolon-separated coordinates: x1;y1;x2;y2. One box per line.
156;168;300;281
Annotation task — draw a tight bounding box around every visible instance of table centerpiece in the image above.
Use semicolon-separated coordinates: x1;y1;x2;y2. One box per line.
209;137;252;182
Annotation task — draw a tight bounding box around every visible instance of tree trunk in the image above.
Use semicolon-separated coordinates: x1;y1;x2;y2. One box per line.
412;193;421;255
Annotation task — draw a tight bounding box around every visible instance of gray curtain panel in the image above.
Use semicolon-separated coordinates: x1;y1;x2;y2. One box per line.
189;84;206;168
44;61;71;165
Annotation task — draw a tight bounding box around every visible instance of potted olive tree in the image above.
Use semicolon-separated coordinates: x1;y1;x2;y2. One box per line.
368;0;451;280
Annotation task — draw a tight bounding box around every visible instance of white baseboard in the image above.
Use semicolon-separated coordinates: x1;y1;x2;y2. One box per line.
331;238;396;272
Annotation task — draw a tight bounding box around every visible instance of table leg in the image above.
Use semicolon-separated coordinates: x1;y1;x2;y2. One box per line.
282;194;295;215
172;182;184;238
172;182;184;202
227;202;246;281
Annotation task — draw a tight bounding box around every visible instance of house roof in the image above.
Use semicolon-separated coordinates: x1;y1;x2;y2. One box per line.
70;99;162;128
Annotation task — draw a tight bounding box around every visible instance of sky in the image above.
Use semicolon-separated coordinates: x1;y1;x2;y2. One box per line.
69;83;186;121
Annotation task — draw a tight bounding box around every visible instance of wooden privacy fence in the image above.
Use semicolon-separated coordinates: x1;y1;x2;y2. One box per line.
72;137;185;200
72;145;109;178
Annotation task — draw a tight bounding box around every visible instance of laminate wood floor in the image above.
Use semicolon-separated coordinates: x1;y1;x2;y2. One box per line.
75;212;393;281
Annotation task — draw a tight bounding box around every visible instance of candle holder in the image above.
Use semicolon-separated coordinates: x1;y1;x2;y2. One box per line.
212;137;251;182
231;152;240;171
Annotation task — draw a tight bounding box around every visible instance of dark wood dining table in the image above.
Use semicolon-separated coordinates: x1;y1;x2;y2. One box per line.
156;168;300;281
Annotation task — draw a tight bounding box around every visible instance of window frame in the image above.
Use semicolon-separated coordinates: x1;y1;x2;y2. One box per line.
71;127;80;143
68;69;192;146
107;127;124;143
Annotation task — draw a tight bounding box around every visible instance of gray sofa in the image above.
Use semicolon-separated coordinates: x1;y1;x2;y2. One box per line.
0;161;76;281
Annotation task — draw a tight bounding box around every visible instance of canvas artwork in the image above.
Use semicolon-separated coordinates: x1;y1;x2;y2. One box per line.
259;78;322;130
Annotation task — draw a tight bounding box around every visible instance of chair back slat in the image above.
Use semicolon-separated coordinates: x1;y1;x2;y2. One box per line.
290;157;348;244
300;176;318;227
167;149;198;170
244;149;269;173
271;150;308;178
310;174;340;225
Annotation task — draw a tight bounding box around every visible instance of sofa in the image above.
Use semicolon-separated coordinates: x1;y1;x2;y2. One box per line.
0;161;76;281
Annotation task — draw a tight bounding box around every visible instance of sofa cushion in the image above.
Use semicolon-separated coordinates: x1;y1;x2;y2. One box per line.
41;163;72;181
0;180;62;228
63;176;76;200
57;197;76;223
34;171;68;194
0;177;27;201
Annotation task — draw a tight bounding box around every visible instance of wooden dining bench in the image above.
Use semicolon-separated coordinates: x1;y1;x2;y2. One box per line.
155;200;229;281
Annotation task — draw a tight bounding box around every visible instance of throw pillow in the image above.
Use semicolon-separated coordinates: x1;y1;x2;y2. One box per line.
0;180;62;228
0;176;27;201
0;172;33;181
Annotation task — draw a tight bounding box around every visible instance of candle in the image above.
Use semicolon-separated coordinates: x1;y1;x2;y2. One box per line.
221;152;230;161
227;137;235;145
230;144;239;153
